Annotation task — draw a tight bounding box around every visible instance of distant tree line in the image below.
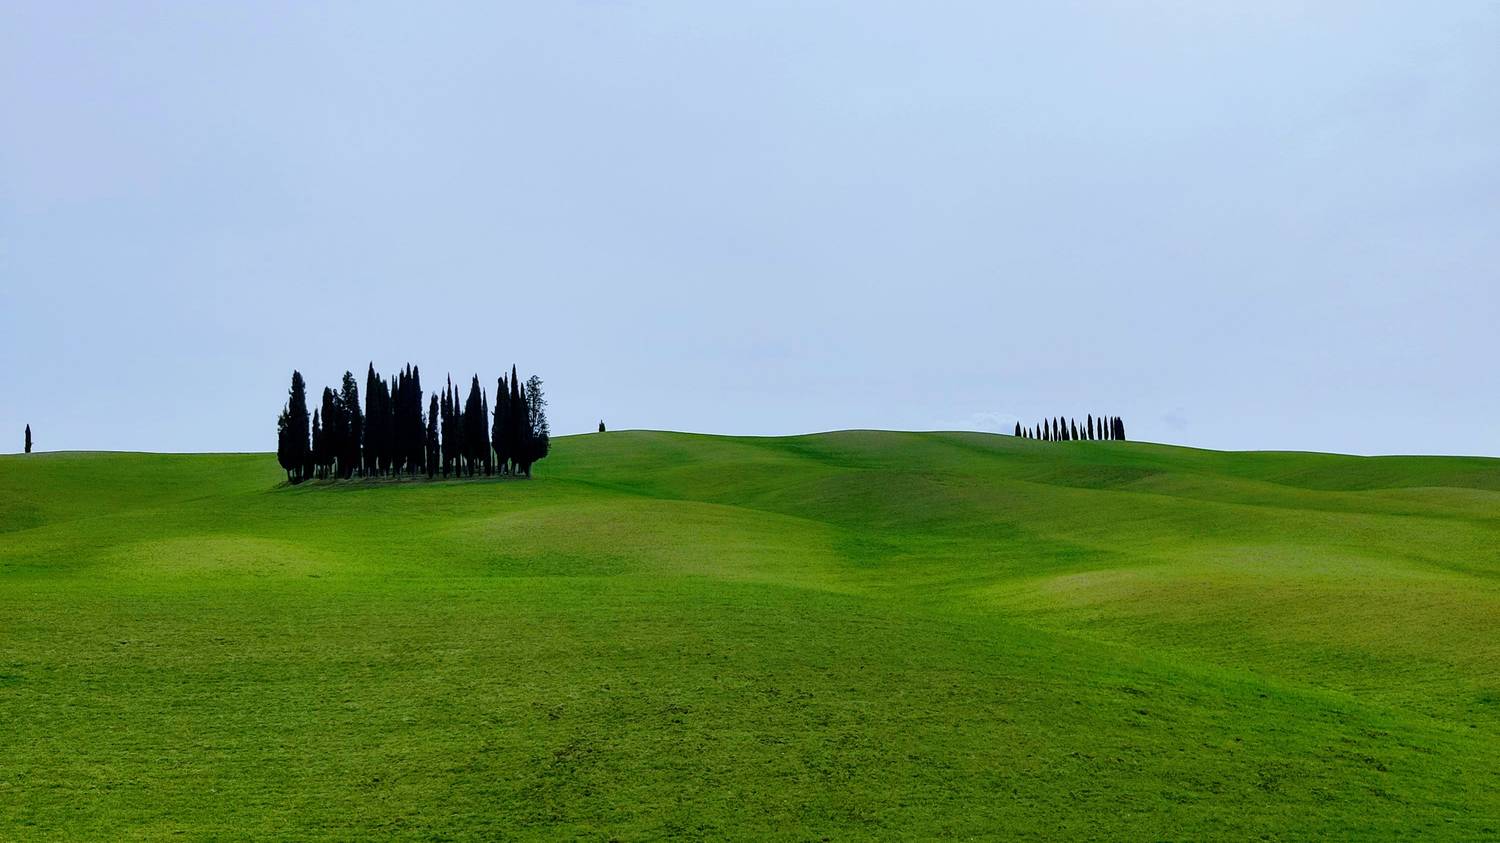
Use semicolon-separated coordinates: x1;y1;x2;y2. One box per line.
275;364;549;484
1013;415;1126;442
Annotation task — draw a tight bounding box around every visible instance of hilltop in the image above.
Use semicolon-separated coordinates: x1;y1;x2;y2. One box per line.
2;431;1498;838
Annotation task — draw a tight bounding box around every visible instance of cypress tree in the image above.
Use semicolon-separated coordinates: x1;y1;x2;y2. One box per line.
599;420;606;433
340;371;362;478
390;369;400;474
1014;422;1021;437
287;371;311;483
24;424;31;454
450;377;464;476
480;387;493;476
523;374;550;476
1071;419;1079;440
311;408;323;480
364;365;380;475
1087;415;1094;440
1117;417;1126;441
409;366;425;475
492;376;510;475
320;387;341;479
427;394;440;478
276;409;292;480
508;366;526;473
440;379;453;478
463;376;485;477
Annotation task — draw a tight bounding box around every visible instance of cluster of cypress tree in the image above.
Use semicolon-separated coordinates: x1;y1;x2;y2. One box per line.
275;363;549;484
1013;414;1126;442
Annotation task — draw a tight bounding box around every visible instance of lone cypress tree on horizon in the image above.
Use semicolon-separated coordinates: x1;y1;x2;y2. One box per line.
24;424;31;454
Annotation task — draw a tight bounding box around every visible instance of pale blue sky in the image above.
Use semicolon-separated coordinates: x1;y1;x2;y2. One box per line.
3;2;1497;455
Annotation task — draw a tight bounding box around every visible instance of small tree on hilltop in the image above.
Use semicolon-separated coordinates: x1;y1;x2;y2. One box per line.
24;424;32;454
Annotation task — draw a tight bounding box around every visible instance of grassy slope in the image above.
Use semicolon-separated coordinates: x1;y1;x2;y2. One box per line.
2;431;1498;839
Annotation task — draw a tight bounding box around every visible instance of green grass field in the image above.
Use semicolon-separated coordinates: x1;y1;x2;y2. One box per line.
3;431;1499;839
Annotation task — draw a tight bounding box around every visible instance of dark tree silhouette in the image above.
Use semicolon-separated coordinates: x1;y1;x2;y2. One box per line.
24;424;31;454
440;378;455;478
322;387;345;479
599;420;606;433
481;387;493;476
1071;419;1079;440
522;374;550;476
285;371;311;483
426;394;440;478
506;365;526;473
462;376;486;477
339;371;362;478
426;393;438;477
1014;422;1021;437
310;408;324;480
364;365;382;475
492;375;510;474
276;408;294;480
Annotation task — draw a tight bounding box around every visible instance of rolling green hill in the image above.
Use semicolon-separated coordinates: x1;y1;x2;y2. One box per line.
3;431;1499;839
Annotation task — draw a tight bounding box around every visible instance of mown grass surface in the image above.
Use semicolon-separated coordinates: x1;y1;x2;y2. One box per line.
2;431;1499;839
